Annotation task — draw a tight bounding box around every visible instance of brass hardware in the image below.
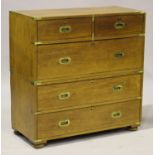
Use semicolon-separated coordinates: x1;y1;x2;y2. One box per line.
135;11;145;14
136;97;142;100
34;42;43;45
58;92;71;100
58;119;70;128
59;25;72;33
114;21;126;29
135;122;141;126
114;51;125;58
59;57;71;65
31;80;42;86
138;70;143;74
113;84;123;92
111;111;122;118
31;139;46;145
32;16;43;20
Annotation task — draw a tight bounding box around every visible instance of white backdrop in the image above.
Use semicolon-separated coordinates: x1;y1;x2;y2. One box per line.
1;0;153;155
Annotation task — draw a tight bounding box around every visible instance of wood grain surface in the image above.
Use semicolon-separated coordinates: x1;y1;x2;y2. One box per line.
37;37;144;80
37;100;140;140
38;74;141;112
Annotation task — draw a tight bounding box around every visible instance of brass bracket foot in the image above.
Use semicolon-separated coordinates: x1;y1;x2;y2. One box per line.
33;143;46;149
127;122;141;131
128;126;138;131
31;140;47;149
128;125;139;131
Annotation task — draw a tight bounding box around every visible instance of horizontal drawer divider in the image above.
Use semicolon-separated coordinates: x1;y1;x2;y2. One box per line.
34;97;142;115
93;33;145;42
31;69;143;86
33;33;145;46
33;38;91;46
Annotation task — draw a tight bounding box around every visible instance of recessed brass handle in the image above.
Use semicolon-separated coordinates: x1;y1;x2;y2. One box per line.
114;51;125;58
58;92;71;100
59;25;72;33
114;21;126;29
58;119;70;128
59;57;71;65
111;111;122;119
113;84;123;92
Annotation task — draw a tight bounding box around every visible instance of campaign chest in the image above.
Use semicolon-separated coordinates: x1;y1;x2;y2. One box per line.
10;6;145;148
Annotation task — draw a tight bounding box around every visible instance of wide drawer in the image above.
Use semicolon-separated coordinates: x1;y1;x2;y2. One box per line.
37;37;144;80
37;100;140;139
37;74;141;112
95;14;145;38
37;17;92;42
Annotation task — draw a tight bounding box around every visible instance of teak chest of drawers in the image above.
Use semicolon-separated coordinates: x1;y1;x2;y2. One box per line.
10;6;145;148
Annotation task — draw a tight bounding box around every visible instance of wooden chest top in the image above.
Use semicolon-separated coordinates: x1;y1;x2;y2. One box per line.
13;6;143;19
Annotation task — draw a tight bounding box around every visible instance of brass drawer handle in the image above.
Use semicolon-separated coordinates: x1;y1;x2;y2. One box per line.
114;21;126;29
114;51;125;58
58;92;71;100
111;111;122;119
58;119;70;128
113;84;123;92
59;57;71;65
59;25;72;33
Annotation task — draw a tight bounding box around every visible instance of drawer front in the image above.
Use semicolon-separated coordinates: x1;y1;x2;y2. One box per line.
95;14;145;38
38;74;141;112
37;100;140;139
37;37;144;80
37;17;92;42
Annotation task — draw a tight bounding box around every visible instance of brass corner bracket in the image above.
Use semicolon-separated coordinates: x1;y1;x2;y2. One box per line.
32;16;43;20
33;41;43;45
138;70;143;74
31;80;42;86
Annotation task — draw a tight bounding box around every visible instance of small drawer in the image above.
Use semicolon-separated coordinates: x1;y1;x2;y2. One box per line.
37;100;140;139
37;17;92;42
37;74;141;112
37;36;144;80
95;14;145;38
